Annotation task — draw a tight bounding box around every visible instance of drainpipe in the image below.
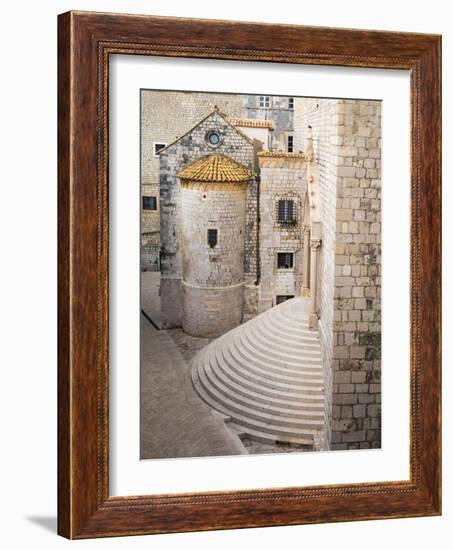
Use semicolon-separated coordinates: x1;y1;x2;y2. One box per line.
255;175;261;285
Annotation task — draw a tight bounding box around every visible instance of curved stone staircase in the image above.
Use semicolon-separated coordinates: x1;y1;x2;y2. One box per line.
191;297;325;448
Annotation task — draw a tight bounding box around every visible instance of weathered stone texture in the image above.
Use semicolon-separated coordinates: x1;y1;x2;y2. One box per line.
294;98;382;450
257;157;306;312
141;91;243;269
242;95;295;152
181;181;247;337
159;111;256;327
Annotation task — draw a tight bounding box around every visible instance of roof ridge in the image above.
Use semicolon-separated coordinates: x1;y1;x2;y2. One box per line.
227;117;274;129
156;107;254;155
177;153;253;183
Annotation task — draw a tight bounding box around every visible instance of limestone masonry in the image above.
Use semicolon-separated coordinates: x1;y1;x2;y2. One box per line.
141;91;381;452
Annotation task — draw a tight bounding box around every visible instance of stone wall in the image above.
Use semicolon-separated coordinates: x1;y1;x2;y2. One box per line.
257;156;306;313
159;111;256;327
294;98;382;450
294;98;338;448
181;180;247;337
140;91;243;269
242;95;294;152
141;231;160;272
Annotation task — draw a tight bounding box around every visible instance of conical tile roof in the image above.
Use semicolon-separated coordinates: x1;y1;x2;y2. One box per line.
177;154;253;183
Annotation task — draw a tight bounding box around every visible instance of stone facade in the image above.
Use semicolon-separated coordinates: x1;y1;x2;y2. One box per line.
142;92;381;452
257;156;306;312
159;110;257;328
141;91;243;269
295;98;382;450
181;180;248;337
242;95;295;152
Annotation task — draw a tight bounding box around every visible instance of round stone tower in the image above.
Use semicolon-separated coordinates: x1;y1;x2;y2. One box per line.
177;154;253;338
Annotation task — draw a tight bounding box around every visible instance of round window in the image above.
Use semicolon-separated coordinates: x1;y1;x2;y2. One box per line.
207;131;220;146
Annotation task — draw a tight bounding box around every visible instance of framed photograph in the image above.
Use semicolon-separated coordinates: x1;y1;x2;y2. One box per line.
58;11;441;538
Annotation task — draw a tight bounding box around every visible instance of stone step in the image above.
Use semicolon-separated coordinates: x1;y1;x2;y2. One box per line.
220;347;324;396
225;342;324;387
258;315;320;347
228;422;315;447
192;370;323;439
200;351;325;411
200;361;325;422
265;314;316;339
212;349;325;403
235;329;323;369
191;297;326;444
201;352;325;419
253;327;321;356
246;323;322;359
229;335;323;377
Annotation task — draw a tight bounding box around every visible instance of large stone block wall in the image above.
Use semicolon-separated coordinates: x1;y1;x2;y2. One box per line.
294;98;382;450
181;182;246;287
181;284;244;338
258;158;306;313
159;112;256;327
294;98;338;447
180;181;247;338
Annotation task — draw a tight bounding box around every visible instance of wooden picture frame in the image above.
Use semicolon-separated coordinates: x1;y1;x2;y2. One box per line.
58;11;441;539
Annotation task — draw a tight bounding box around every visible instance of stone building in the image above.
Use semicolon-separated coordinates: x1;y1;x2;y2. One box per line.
142;94;381;453
178;154;253;337
158;107;260;328
141;91;243;271
242;94;295;153
294;97;382;450
141;92;295;271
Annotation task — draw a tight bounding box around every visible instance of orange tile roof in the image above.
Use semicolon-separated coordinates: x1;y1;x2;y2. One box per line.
227;118;273;129
177;154;253;182
258;150;306;159
178;153;253;182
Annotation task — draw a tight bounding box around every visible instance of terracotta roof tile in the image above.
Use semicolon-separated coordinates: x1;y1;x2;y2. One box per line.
177;154;253;183
227;118;273;129
258;150;306;159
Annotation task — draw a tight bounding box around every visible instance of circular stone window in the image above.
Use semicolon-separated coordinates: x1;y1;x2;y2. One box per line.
206;130;221;147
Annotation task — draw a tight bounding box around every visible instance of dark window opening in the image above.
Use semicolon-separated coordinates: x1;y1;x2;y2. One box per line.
154;143;166;155
259;95;270;108
287;135;294;152
278;199;296;224
142;196;157;210
207;228;218;248
276;295;295;305
277;252;294;269
288;97;294;110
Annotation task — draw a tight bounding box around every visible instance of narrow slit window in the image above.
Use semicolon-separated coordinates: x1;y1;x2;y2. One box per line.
288;97;294;110
277;252;294;269
287;135;294;152
207;228;218;248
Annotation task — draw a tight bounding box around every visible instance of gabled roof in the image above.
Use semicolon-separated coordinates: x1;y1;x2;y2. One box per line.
227;118;273;129
157;107;255;155
177;154;253;183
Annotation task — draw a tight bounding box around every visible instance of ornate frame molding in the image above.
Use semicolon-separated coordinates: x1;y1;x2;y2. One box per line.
58;11;441;538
